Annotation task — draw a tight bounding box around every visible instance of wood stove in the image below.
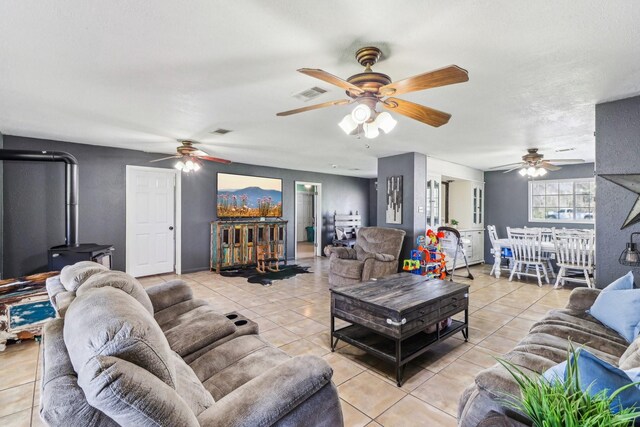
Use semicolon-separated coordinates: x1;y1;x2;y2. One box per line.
0;149;114;272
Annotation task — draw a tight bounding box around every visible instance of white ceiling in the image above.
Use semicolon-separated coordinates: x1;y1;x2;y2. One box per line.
1;1;639;178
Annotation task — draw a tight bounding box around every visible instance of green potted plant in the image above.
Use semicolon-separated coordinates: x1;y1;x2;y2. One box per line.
498;346;640;427
450;219;459;229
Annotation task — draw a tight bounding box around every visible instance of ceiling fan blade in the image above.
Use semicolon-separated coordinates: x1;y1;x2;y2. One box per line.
539;162;562;171
543;159;585;164
276;99;353;116
149;155;180;163
382;97;451;127
503;165;525;174
192;148;211;157
489;162;525;170
379;65;469;97
199;155;232;165
297;69;364;95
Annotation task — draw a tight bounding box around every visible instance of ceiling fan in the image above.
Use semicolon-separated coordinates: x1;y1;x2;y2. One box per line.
490;148;585;177
150;140;231;172
276;46;469;136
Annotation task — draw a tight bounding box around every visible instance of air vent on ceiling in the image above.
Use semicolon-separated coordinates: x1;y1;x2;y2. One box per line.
555;147;575;152
210;128;232;135
292;86;327;102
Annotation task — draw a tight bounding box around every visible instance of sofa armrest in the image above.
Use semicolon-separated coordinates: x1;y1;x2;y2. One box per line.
325;246;357;260
374;253;395;262
565;288;601;312
197;355;335;427
145;279;193;313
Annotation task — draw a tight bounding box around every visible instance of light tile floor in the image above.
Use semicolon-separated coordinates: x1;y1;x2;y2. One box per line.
0;258;574;426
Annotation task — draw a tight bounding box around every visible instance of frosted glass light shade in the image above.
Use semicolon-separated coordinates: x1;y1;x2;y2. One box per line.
351;104;372;124
338;114;358;134
537;168;547;176
363;122;380;139
519;168;527;176
375;112;397;134
527;167;536;176
174;161;185;170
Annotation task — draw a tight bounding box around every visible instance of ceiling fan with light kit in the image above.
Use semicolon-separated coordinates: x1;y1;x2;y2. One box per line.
276;46;469;139
490;148;584;177
150;140;231;173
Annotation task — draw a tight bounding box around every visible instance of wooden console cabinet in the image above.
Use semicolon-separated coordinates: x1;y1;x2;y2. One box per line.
210;220;287;273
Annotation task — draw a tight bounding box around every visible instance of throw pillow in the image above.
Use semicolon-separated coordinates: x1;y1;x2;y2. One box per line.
589;272;639;343
335;227;346;240
542;349;640;413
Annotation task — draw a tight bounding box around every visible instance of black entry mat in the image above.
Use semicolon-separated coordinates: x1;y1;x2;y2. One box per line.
220;265;311;286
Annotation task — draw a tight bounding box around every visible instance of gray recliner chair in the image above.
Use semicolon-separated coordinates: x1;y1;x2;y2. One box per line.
325;226;405;287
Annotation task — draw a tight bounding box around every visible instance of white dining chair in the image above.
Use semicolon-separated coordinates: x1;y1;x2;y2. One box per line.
523;226;556;279
552;228;595;288
487;225;512;277
507;227;549;287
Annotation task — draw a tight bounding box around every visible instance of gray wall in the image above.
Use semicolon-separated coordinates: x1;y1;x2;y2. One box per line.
595;95;640;286
2;135;370;277
377;152;427;261
369;178;377;226
483;162;595;263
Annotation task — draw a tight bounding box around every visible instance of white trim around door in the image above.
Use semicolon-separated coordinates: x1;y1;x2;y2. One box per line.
294;181;322;258
126;165;182;277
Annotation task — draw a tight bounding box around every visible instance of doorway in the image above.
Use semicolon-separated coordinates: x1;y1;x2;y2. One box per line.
294;182;322;259
126;166;181;277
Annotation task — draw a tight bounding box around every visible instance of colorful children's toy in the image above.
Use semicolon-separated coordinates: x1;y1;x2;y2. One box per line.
402;229;447;279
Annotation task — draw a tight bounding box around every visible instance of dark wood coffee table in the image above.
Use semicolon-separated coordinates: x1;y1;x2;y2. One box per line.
330;273;470;386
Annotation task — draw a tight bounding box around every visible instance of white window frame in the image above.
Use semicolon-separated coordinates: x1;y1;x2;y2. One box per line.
528;177;595;224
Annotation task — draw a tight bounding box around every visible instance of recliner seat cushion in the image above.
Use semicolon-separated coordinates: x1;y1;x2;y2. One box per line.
330;258;364;279
77;270;154;315
189;334;291;400
172;352;215;416
59;261;109;292
162;305;237;358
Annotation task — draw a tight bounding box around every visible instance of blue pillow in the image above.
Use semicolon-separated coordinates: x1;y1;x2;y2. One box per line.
542;349;640;413
590;272;639;342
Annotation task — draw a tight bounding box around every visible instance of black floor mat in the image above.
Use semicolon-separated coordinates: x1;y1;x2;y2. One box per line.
220;264;311;286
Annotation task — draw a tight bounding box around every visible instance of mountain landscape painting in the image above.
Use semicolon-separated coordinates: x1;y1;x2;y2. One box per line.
217;173;283;218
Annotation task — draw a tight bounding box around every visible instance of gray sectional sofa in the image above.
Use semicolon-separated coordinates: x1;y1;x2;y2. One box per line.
41;261;343;427
458;287;640;426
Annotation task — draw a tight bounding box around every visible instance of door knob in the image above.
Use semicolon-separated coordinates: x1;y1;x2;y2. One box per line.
169;226;174;230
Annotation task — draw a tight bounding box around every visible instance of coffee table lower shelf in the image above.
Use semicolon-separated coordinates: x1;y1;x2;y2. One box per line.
331;319;468;386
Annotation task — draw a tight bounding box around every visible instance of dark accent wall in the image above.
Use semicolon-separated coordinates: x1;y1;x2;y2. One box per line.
483;163;595;264
377;152;427;261
595;95;640;286
369;178;377;226
2;136;369;277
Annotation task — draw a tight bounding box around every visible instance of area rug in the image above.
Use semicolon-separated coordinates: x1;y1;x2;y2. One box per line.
220;264;311;286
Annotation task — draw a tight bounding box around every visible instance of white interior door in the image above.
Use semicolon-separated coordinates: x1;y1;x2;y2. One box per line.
126;166;176;277
296;193;314;242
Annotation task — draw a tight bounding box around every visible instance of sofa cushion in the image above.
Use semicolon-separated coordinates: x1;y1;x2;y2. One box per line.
146;279;194;313
59;261;108;291
77;270;154;315
64;286;176;387
619;335;640;370
155;298;209;329
189;334;291;400
172;351;215;415
162;305;237;358
534;309;629;347
589;271;640;342
330;258;364;279
40;319;118;427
